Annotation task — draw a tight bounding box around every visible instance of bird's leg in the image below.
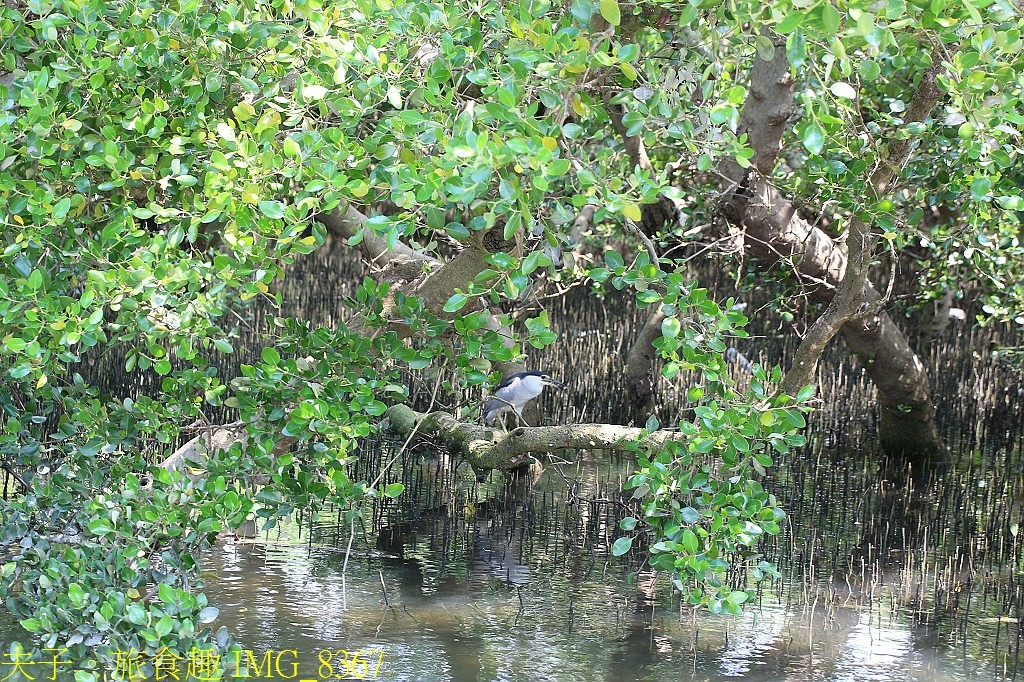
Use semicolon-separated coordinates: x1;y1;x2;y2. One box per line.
512;407;529;428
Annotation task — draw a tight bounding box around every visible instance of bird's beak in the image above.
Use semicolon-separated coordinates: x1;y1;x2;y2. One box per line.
544;377;565;388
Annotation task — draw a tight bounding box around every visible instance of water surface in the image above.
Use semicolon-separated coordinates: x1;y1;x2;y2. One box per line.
193;448;1024;681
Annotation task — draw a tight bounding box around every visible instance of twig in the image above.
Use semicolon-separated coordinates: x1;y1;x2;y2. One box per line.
625;218;660;267
378;569;390;607
341;512;355;611
1;463;28;492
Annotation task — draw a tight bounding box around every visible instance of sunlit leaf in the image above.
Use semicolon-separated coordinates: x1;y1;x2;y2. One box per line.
829;81;856;99
611;536;633;556
599;0;620;26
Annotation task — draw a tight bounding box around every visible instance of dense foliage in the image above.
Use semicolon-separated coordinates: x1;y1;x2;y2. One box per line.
1;0;1021;675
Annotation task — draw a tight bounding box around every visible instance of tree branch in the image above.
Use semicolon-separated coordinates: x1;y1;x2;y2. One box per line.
713;43;948;457
383;404;685;471
316;204;432;264
777;54;946;396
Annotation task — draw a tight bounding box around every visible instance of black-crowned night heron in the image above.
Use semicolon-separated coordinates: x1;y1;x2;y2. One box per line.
482;371;564;428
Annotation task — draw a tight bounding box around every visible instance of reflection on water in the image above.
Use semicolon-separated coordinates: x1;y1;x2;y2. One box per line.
188;448;1020;682
201;540;964;681
3;443;1023;680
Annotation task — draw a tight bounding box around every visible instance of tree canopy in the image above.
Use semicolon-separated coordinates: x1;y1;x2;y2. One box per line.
1;0;1022;676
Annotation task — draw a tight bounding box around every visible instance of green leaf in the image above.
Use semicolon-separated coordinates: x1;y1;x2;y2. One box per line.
303;84;328;100
88;518;114;536
620;517;638;531
68;583;86;604
167;225;184;246
786;30;806;68
283;137;302;159
198;607;219;624
571;0;591;22
53;197;72;220
604;249;624;269
443;293;468;313
754;35;776;62
384;483;405;498
522;250;549;275
829;82;856;99
127;604;148;626
386;85;403;109
681;529;699;553
216;122;236;143
27;269;43;290
777;13;804;33
822;2;841;34
727;590;750;605
497;87;516;108
661;316;681;339
12;254;32;277
261;347;281;366
678;4;698;25
802;122;824;155
258;201;286;219
859;60;881;81
621;203;642;222
970;177;992;201
825;160;848;175
611;536;633;556
10;364;32;379
617;44;638;62
445;222;471;241
155;614;173;638
796;384;815;401
599;0;620;26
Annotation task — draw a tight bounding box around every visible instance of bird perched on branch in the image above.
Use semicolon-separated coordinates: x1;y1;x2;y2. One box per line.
482;371;564;428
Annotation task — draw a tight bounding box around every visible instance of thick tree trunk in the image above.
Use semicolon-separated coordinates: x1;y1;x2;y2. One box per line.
608;103;684;419
841;311;944;459
624;308;665;421
719;40;947;461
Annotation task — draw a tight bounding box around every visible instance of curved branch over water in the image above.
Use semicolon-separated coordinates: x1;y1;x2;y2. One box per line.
383;404;683;471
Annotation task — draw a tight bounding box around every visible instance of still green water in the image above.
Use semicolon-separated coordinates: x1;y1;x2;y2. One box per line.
191;449;1020;681
203;534;964;681
3;448;1022;681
